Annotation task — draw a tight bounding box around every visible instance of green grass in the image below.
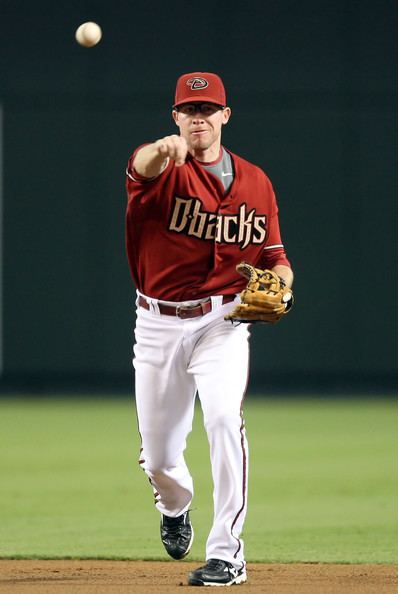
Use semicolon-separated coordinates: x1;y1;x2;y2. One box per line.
0;397;397;563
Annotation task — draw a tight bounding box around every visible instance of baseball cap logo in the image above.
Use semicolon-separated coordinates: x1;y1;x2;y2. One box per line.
186;77;209;90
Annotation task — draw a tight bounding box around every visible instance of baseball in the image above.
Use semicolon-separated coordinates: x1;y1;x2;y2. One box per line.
75;22;102;47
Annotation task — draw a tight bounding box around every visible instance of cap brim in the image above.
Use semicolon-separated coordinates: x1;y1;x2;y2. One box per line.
173;95;225;108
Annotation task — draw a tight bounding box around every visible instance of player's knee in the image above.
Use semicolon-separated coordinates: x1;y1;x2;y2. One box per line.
140;453;179;477
204;411;243;433
139;458;168;476
146;467;167;484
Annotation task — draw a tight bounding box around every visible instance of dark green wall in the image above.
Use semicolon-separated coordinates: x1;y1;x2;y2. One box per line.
1;1;397;393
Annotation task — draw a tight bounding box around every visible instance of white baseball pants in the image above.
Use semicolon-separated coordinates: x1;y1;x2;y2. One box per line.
133;292;250;568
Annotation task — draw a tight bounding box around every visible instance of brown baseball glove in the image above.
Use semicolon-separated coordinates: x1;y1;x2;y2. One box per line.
225;262;294;324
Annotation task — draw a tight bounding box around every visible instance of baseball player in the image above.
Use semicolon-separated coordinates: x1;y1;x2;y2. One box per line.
125;72;293;587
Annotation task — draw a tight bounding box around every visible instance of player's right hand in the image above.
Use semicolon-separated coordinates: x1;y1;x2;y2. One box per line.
154;135;188;167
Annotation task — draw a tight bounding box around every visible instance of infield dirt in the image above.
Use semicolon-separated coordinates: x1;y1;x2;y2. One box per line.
0;560;398;593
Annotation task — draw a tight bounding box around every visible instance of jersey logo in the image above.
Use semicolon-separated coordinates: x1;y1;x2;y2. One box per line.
186;77;209;90
169;196;267;250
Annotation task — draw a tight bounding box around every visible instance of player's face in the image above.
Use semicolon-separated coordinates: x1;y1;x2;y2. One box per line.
172;103;231;154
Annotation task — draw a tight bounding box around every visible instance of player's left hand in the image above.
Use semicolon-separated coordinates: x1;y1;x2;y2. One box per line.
224;262;294;324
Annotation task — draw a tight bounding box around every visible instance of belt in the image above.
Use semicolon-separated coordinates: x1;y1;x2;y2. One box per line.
138;295;235;319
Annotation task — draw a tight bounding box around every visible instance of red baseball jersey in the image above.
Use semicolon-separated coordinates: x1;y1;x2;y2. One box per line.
125;147;291;301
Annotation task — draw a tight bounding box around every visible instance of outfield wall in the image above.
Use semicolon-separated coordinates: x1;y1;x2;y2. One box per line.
0;1;397;394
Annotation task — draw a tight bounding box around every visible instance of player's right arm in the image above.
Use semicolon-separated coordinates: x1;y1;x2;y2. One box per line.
133;135;188;179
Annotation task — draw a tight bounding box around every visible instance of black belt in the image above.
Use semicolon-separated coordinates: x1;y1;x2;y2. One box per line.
138;295;235;319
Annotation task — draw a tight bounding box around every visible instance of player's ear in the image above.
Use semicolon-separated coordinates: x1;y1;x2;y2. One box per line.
172;109;179;126
222;107;231;125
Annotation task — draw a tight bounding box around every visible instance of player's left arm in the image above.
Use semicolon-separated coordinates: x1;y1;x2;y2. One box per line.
260;181;294;288
257;230;294;288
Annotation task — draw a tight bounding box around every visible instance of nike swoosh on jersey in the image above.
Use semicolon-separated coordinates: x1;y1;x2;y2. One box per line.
221;172;233;177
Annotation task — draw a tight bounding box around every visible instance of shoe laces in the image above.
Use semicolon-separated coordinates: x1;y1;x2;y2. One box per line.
162;514;186;536
206;559;229;570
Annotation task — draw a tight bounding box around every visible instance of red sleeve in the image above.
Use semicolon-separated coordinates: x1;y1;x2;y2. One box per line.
125;144;164;184
256;183;292;270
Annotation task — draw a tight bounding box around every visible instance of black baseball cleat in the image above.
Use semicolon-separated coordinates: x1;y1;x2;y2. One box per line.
160;510;194;560
188;558;247;586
